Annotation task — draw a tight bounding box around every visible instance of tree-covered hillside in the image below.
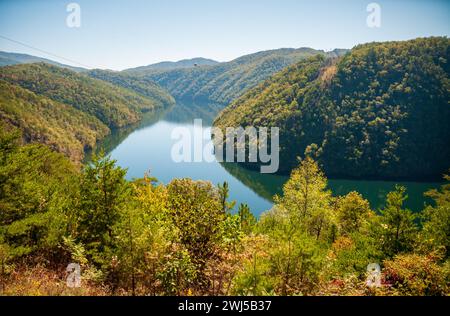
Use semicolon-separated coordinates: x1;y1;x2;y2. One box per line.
87;69;175;108
214;37;450;180
135;48;347;105
0;81;109;163
0;63;166;129
0;63;174;162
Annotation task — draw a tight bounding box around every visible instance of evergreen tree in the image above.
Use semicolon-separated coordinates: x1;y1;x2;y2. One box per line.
375;186;418;257
218;181;236;214
420;173;450;257
337;191;373;236
238;203;256;234
275;157;335;240
73;151;130;266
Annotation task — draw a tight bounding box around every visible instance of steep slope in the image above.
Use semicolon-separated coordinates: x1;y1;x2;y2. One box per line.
87;69;175;108
0;80;109;163
0;62;174;162
135;48;347;105
0;51;86;72
214;37;450;180
0;63;163;129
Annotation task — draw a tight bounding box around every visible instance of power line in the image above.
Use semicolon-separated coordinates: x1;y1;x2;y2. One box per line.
0;34;95;69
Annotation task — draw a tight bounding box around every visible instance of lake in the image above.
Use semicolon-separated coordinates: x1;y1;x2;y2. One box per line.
93;102;442;217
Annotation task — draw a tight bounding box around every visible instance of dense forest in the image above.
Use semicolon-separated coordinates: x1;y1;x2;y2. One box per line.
131;48;347;105
0;37;449;296
214;37;450;180
0;80;109;163
0;63;171;163
0;63;164;128
0;48;347;165
0;126;448;296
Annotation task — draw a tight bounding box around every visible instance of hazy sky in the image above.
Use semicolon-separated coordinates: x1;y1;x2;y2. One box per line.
0;0;449;70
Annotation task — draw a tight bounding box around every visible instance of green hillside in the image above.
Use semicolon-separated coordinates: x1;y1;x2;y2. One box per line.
0;81;109;163
214;37;450;180
136;48;347;105
0;63;164;129
0;62;174;162
87;69;175;108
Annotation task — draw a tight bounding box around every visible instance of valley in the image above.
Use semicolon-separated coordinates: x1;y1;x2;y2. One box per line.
92;101;441;216
0;36;449;297
0;38;447;207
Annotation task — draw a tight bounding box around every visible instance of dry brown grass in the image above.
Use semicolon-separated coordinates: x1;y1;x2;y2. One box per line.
319;65;338;86
1;265;109;296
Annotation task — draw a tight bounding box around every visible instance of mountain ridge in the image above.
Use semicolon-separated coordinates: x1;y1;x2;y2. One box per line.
0;51;87;73
214;37;450;180
138;47;349;105
125;57;219;73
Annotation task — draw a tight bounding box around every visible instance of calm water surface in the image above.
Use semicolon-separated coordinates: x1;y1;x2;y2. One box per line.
95;102;441;216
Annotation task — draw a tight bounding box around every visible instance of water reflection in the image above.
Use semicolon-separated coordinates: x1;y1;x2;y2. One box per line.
84;106;172;162
221;161;441;212
88;101;442;215
220;162;286;201
163;100;224;125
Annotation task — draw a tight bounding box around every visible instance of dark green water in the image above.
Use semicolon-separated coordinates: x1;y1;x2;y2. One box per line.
95;102;442;216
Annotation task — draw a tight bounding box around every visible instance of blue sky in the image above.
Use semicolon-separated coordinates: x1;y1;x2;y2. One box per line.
0;0;449;70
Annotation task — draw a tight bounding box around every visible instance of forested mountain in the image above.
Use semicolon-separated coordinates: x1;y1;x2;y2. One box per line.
0;51;86;72
125;57;219;73
1;40;449;297
133;48;348;105
87;69;175;108
214;37;450;180
0;63;164;129
0;63;170;162
0;81;109;162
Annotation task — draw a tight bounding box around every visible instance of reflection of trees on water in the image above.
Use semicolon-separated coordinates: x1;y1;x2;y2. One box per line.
221;162;441;213
84;106;171;162
163;99;224;125
84;100;224;162
327;179;441;213
219;162;287;202
84;99;440;214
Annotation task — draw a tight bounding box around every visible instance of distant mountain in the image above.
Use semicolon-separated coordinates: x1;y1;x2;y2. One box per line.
326;48;350;58
0;63;170;162
125;57;219;73
0;51;86;73
134;48;348;105
214;37;450;180
0;47;353;163
87;69;175;108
